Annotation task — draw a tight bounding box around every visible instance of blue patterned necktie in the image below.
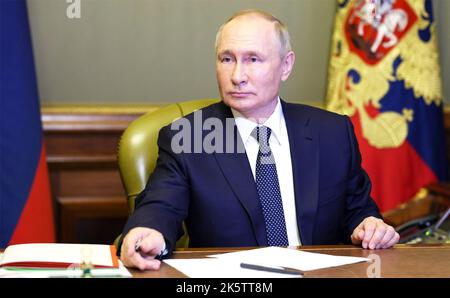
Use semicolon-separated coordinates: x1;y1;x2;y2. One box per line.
251;126;289;246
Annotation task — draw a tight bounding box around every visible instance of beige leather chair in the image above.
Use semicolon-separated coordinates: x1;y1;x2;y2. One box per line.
117;99;220;248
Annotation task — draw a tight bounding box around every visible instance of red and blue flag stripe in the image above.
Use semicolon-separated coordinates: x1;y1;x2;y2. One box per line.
1;0;55;247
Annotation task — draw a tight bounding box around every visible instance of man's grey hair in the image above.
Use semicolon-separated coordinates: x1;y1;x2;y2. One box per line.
214;9;293;57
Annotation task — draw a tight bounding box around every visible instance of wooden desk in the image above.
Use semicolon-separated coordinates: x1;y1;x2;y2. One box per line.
130;244;450;278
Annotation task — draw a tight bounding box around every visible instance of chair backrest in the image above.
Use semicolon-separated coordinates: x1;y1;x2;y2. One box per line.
117;99;220;248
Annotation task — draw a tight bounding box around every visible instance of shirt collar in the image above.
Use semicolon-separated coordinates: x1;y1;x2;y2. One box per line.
231;97;284;146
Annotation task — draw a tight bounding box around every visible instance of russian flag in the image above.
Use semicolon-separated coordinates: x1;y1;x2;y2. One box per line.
326;0;448;212
1;0;55;247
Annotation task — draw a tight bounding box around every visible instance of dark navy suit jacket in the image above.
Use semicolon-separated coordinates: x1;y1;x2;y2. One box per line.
121;100;381;254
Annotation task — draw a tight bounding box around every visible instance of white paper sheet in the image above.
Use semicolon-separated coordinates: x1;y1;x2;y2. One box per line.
163;258;301;278
163;247;370;278
208;247;370;271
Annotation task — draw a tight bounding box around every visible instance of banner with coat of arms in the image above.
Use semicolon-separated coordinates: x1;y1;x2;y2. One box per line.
326;0;448;212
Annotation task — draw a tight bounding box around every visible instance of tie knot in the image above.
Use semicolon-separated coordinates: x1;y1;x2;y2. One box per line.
251;126;272;146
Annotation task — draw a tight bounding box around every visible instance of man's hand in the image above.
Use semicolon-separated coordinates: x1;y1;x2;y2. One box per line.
351;216;400;249
120;227;166;270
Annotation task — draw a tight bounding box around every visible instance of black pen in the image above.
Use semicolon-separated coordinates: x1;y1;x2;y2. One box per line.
135;241;165;261
134;240;142;253
240;263;304;276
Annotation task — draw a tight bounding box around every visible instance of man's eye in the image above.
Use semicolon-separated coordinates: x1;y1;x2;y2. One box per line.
221;57;232;63
246;56;261;63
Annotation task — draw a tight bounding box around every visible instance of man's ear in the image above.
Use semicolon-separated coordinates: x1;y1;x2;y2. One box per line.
281;51;295;82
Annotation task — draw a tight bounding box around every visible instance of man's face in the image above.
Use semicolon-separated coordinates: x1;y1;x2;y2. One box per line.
216;15;294;120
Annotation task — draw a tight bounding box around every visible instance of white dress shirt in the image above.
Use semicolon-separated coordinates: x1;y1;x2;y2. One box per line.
231;98;301;246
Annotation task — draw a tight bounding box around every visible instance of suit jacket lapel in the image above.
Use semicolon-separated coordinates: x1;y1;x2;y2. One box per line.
282;101;319;245
211;103;268;246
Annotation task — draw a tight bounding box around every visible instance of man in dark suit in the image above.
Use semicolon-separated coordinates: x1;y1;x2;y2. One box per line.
120;9;399;271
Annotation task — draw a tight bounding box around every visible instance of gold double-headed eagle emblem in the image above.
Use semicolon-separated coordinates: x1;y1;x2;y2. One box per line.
326;0;442;149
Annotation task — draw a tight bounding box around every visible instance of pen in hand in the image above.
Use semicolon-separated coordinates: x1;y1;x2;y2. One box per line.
240;263;304;276
135;240;165;261
134;239;142;253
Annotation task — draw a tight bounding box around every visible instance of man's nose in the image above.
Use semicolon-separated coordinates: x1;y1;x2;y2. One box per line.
231;62;248;87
